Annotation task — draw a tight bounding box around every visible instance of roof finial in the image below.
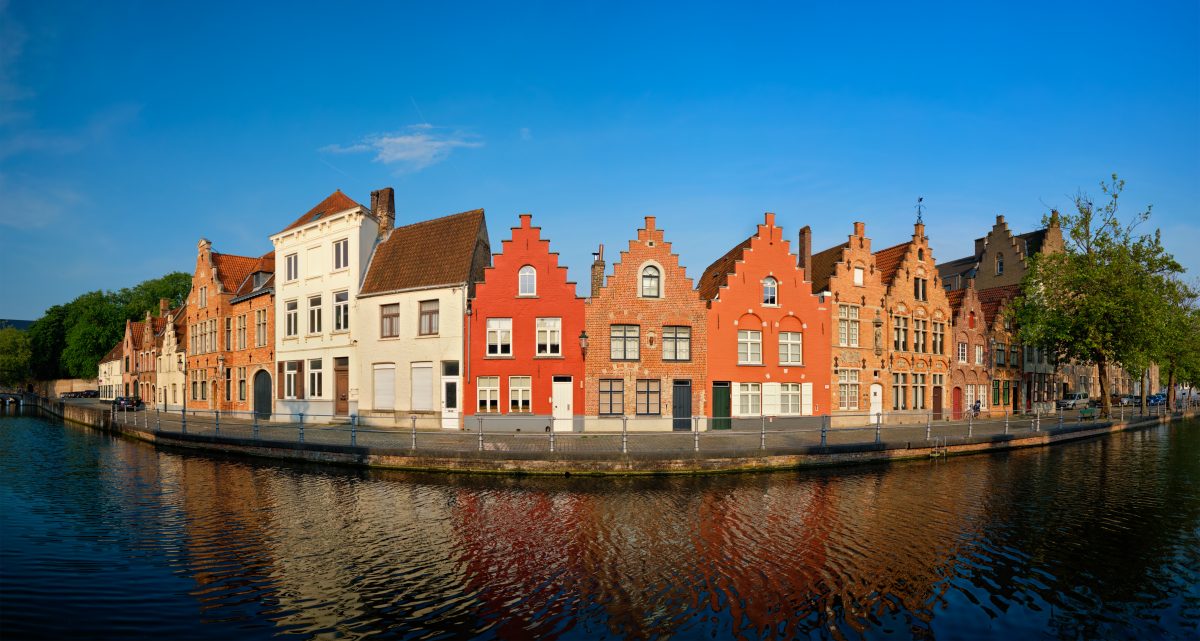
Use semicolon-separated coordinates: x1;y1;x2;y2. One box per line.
915;196;925;225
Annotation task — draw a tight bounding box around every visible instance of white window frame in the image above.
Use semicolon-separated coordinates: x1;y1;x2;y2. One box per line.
737;330;762;365
958;342;968;364
308;295;322;335
487;318;513;356
518;265;536;297
477;376;500;413
333;239;349;271
285;300;298;337
737;383;761;416
285;253;299;282
662;326;691;361
853;266;864;287
780;383;801;415
762;277;778;306
308;358;322;398
838;305;859;348
536;317;561;356
838;369;860;411
779;331;803;365
975;344;984;366
509;376;532;413
610;324;639;360
334;291;349;332
284;361;298;399
640;265;660;298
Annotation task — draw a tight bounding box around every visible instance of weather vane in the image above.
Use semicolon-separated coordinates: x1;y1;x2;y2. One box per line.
915;197;925;224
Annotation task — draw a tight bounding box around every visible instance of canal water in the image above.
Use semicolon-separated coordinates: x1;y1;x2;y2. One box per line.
1;410;1197;640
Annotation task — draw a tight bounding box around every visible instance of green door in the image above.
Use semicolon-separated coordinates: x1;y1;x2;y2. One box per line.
712;382;731;430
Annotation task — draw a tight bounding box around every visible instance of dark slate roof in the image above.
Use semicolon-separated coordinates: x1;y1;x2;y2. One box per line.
1017;229;1048;257
277;190;362;234
360;209;489;295
697;235;754;301
807;243;848;294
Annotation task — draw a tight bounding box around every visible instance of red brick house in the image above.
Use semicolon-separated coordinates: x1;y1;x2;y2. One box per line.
464;214;585;431
978;284;1024;413
186;238;275;414
946;282;990;419
698;213;831;427
584;216;707;431
121;319;145;400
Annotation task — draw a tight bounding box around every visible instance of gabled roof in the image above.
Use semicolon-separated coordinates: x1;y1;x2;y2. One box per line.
697;236;754;301
127;321;145;350
277;190;362;234
102;343;123;363
807;243;848;294
873;241;912;286
360;209;488;295
946;288;966;314
233;251;276;297
978;284;1021;325
212;253;259;294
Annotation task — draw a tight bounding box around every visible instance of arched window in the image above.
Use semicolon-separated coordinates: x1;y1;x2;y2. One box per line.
641;266;661;298
763;277;778;305
996;253;1004;275
518;265;536;296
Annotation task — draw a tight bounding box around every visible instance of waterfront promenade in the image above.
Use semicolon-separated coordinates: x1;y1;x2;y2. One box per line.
29;395;1198;475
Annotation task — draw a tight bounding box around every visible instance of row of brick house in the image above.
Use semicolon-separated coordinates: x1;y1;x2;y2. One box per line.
97;187;1147;429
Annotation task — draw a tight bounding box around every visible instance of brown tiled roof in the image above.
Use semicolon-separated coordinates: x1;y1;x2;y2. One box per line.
128;321;145;350
697;235;753;301
278;190;362;234
212;252;259;294
361;209;488;295
873;241;911;286
102;343;123;363
234;251;276;297
978;284;1021;325
946;288;966;314
808;243;848;294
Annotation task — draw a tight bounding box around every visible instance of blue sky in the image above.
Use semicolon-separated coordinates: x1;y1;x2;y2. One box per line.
1;0;1197;319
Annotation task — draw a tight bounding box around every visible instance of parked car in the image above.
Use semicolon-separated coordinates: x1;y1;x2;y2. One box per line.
112;396;144;411
1056;393;1090;410
1148;394;1167;406
1116;395;1136;406
82;390;99;398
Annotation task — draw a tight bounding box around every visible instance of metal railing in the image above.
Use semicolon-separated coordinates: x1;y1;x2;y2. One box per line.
88;401;1187;459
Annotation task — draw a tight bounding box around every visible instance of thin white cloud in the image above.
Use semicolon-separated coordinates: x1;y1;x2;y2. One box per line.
321;124;483;172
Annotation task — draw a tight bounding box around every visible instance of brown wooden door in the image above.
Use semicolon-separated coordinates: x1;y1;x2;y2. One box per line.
952;386;963;420
932;386;943;421
335;366;349;416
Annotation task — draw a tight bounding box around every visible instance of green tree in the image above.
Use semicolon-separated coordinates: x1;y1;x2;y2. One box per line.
27;305;68;380
1155;278;1200;409
1012;175;1182;418
0;327;33;388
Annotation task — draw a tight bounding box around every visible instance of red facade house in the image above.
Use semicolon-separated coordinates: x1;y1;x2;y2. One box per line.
464;214;585;431
698;213;832;426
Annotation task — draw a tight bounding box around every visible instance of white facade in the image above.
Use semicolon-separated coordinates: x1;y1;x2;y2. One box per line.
156;312;186;412
354;285;467;429
98;356;122;401
271;198;380;420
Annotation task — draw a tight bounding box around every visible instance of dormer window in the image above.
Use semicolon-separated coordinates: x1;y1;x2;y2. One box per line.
518;265;537;296
641;266;661;298
253;272;268;289
763;277;778;306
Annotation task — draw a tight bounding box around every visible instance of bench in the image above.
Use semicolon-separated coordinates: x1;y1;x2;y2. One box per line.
1078;408;1098;421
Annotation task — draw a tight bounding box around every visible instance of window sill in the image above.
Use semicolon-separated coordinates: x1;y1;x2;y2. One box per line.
534;354;564;359
737;363;765;367
416;334;439;339
610;359;640;363
662;359;692;363
516;295;538;299
485;354;514;359
761;304;780;308
780;363;805;367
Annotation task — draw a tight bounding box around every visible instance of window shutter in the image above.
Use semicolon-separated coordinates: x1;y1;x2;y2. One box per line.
374;365;396;411
762;383;781;416
411;364;433;411
802;383;813;416
296;361;305;399
277;362;284;399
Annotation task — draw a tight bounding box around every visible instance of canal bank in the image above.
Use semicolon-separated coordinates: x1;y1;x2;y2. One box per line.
29;396;1198;476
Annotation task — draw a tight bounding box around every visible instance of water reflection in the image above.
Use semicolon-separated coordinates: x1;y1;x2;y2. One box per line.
1;408;1198;640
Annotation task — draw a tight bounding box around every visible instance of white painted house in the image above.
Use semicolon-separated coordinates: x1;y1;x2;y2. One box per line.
354;209;490;429
155;306;187;412
98;343;123;401
270;188;390;420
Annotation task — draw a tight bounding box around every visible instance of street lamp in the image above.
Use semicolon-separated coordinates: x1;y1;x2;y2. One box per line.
579;330;589;358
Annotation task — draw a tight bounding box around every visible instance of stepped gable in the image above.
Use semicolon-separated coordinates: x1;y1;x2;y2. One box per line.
807;242;849;294
128;321;145;350
697;236;754;301
977;284;1021;325
872;240;912;286
361;209;489;295
277;190;362;234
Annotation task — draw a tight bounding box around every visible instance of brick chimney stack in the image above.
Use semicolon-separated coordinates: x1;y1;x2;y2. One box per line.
853;222;865;238
591;244;605;297
159;298;170;317
797;225;812;272
371;187;395;233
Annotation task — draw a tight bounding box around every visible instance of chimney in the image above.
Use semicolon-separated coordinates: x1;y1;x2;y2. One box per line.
198;238;212;256
797;225;812;272
159;298;170;317
996;214;1006;225
853;221;865;238
591;244;605;297
1049;209;1060;227
371;187;395;233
